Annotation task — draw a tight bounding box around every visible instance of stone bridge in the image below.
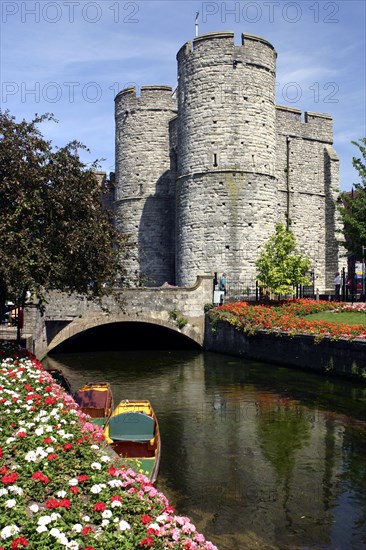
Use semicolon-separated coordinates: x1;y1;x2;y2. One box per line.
24;276;213;359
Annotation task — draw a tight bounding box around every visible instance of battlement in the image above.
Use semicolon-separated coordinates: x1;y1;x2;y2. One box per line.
276;105;333;142
177;31;276;73
115;85;176;117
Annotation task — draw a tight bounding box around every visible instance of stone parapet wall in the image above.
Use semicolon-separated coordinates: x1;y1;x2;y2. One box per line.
204;318;366;380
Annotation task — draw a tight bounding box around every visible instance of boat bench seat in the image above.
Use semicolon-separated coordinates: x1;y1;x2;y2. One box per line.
108;412;155;442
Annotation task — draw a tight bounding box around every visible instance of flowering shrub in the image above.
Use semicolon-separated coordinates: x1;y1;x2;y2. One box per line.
208;299;366;342
0;343;217;550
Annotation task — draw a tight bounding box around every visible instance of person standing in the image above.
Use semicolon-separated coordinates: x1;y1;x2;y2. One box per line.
334;272;341;301
219;272;227;295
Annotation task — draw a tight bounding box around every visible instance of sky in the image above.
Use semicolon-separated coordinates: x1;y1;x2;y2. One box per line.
1;0;365;191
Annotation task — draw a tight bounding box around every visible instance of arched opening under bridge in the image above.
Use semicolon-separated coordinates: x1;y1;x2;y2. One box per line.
49;321;202;354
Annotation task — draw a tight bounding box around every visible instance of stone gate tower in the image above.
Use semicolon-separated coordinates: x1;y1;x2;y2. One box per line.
114;32;341;291
174;32;277;285
114;86;177;284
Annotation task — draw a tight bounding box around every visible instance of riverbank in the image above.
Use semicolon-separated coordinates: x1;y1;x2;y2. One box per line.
204;320;366;381
0;343;217;550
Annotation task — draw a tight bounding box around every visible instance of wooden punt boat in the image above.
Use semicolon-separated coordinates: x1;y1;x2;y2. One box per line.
104;400;161;483
74;383;113;428
45;368;72;394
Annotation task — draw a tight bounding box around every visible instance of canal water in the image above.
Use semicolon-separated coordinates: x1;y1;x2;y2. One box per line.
43;350;366;550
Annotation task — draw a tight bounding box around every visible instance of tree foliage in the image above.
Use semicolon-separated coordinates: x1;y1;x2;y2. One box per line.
0;111;130;316
256;223;311;295
339;138;366;258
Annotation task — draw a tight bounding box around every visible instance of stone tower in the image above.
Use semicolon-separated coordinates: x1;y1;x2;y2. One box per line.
175;32;277;286
114;86;177;285
114;32;341;292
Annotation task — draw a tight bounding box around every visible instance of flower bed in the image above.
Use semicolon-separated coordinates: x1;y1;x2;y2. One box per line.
0;343;217;550
208;299;366;342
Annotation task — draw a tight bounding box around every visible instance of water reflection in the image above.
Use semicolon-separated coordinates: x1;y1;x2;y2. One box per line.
43;351;366;550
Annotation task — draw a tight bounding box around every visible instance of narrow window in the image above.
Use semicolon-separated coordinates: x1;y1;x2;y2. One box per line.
213;153;218;167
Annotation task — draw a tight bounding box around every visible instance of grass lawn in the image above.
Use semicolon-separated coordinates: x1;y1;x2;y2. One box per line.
304;311;366;325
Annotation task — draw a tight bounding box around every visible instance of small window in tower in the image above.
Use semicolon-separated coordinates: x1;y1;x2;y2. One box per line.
225;245;230;249
213;120;217;124
213;153;218;167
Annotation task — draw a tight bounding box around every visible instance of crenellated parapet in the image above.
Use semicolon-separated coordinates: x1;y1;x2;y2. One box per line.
276;105;333;143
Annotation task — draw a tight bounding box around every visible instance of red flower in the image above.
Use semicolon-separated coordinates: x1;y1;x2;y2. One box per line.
17;431;26;438
32;471;49;484
77;474;89;482
63;443;73;451
46;499;59;509
70;486;79;494
59;499;71;509
11;538;28;549
47;453;58;461
108;465;117;476
93;502;106;512
111;495;122;503
83;547;96;550
43;437;52;444
82;526;94;535
44;396;56;405
2;472;18;485
140;538;154;548
0;467;8;475
141;514;152;524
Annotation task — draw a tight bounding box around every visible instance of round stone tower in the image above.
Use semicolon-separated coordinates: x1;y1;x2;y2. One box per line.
175;32;278;286
115;86;177;286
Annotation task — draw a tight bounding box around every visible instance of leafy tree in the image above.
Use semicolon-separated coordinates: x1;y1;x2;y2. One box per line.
339;138;366;258
256;223;311;296
0;111;130;320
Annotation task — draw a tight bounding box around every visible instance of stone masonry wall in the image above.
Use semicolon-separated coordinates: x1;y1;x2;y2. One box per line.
114;86;177;286
275;106;341;290
176;32;278;286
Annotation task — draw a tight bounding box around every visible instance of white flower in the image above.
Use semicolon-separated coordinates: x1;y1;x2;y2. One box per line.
6;437;16;444
56;490;67;498
108;479;122;488
82;515;90;522
35;427;44;436
0;488;9;497
90;484;104;494
50;513;61;521
38;516;52;526
1;524;20;540
29;504;39;513
91;444;99;450
91;462;102;470
5;499;16;509
118;520;131;531
8;486;23;495
101;519;110;527
111;500;122;508
36;525;48;534
68;478;78;486
50;527;61;538
148;523;160;530
102;509;112;519
100;455;111;463
72;524;83;533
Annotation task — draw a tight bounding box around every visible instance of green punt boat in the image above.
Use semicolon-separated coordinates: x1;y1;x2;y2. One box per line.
104;400;161;483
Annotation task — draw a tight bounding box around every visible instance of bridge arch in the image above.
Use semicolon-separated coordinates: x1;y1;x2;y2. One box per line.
47;313;203;354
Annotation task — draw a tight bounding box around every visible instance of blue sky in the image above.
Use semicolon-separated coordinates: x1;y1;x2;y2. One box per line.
1;0;365;190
